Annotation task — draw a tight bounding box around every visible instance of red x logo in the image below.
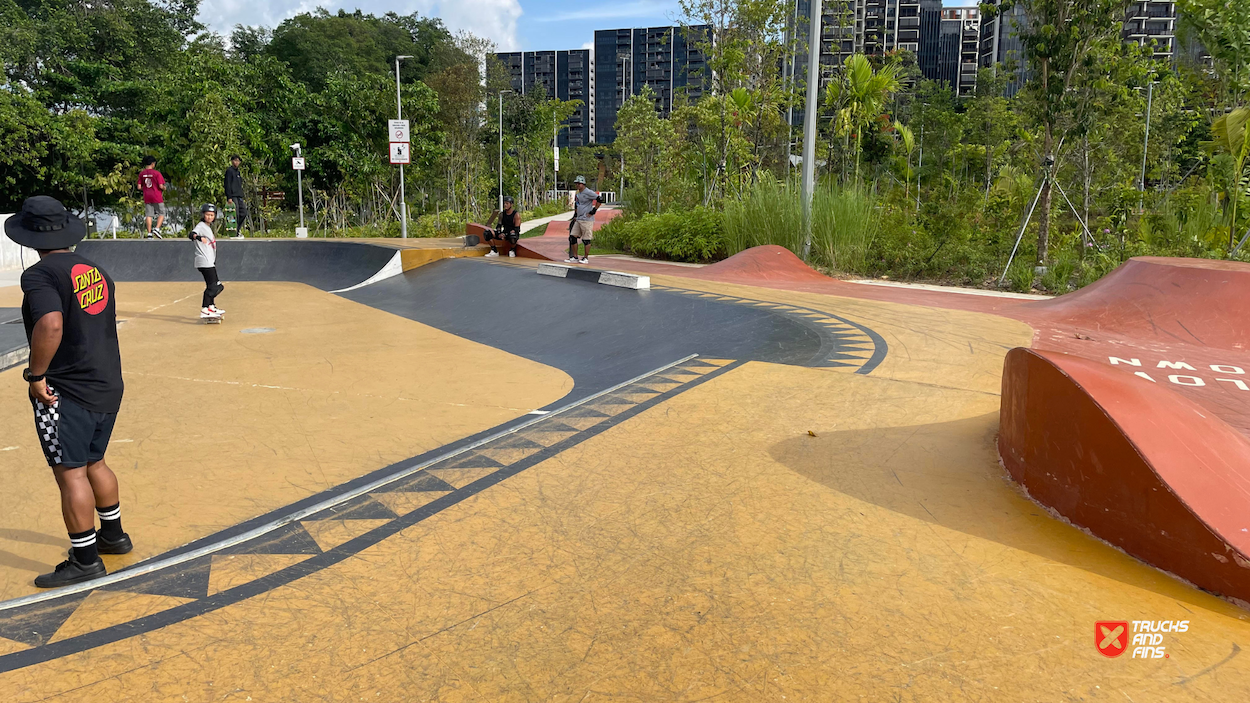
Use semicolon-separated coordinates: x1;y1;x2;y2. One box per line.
1096;621;1129;657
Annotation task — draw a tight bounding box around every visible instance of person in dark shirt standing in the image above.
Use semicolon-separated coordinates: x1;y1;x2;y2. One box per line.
6;196;131;588
223;154;247;239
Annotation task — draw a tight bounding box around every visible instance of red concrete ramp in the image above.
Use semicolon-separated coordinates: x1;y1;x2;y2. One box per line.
520;209;623;261
1027;257;1250;349
1003;257;1250;602
700;245;830;283
1000;348;1250;602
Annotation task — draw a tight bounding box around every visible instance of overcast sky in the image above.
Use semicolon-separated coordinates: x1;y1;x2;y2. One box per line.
197;0;684;53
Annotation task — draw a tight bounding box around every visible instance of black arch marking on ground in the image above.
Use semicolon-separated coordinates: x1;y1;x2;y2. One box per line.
650;285;888;374
0;360;744;673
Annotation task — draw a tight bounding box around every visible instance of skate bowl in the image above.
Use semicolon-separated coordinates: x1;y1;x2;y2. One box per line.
75;239;401;292
1002;257;1250;603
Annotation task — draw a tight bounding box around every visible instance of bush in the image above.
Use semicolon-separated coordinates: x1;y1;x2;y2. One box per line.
723;177;881;273
596;207;727;262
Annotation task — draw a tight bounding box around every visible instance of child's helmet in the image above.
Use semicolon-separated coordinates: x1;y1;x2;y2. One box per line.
201;203;217;214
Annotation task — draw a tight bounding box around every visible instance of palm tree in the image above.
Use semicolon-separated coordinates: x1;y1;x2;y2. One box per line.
1206;108;1250;249
893;120;916;208
825;54;901;183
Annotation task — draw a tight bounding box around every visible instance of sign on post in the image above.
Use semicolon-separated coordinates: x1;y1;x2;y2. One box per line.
388;119;410;143
389;142;410;165
292;157;305;170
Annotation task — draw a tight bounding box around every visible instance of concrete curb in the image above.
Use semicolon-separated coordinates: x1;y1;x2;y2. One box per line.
536;263;650;290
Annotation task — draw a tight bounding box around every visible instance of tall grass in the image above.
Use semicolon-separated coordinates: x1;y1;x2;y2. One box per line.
723;178;880;273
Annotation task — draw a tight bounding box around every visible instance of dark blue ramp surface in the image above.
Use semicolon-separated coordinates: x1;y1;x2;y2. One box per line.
76;240;395;292
344;258;853;399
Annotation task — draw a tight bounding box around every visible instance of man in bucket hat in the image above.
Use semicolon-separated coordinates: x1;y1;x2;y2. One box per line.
6;196;131;588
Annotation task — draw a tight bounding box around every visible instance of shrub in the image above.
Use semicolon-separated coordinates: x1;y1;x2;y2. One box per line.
597;207;727;262
724;177;881;274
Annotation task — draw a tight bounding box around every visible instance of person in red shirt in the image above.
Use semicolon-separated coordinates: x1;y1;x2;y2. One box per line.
137;156;167;239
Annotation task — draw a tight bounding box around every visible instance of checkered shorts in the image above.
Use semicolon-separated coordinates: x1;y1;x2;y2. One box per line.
29;386;117;469
31;386;63;466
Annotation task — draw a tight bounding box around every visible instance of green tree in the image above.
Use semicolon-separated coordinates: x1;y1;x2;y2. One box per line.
825;54;902;183
1011;0;1126;264
1177;0;1250;107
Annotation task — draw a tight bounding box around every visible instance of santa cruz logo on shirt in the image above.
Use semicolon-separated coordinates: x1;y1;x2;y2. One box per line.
71;263;109;315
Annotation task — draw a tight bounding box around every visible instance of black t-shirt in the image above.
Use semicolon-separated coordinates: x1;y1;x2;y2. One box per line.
21;252;124;413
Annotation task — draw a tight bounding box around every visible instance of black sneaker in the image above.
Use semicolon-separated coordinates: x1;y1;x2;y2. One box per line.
35;555;106;588
98;532;133;555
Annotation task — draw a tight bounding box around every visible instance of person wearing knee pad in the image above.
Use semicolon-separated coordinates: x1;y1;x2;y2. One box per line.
485;196;522;257
566;176;603;264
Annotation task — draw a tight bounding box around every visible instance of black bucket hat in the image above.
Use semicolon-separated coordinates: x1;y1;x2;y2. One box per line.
4;196;87;250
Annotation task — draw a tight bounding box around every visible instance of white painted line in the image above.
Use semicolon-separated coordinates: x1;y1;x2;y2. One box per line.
329;251;404;293
0;353;700;611
846;279;1052;300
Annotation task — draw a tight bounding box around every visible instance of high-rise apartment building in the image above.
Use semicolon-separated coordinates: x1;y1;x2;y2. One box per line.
979;0;1178;95
493;49;596;147
593;25;711;144
1123;1;1176;59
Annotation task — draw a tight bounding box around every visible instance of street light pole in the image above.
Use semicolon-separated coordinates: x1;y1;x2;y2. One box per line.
1139;80;1156;213
499;90;512;213
395;55;412;238
619;55;628;203
799;0;823;261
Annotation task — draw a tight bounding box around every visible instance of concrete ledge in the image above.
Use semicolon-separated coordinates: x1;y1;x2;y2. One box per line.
1;345;29;373
536;263;650;290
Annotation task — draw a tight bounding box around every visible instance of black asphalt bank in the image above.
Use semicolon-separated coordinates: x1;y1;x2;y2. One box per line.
76;239;396;292
342;258;884;400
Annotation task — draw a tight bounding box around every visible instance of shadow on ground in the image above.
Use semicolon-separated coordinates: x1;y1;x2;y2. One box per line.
768;412;1247;617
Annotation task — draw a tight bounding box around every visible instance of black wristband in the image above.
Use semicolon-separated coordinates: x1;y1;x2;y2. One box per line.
22;369;45;383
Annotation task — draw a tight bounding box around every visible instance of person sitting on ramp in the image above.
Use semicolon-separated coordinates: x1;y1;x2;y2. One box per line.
190;204;225;320
485;196;522;258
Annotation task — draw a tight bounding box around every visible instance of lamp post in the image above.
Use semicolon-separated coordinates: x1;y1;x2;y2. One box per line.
799;0;823;260
290;143;304;233
498;90;513;213
1138;80;1157;213
395;55;413;238
619;54;629;202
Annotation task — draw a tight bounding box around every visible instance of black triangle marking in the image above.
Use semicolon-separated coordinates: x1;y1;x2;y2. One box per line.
0;591;91;646
303;495;398;521
220;522;323;556
103;556;213;600
596;395;636;405
431;452;505;471
628;384;672;395
525;421;582;435
490;435;546;450
560;407;611;421
378;470;459;493
679;360;722;369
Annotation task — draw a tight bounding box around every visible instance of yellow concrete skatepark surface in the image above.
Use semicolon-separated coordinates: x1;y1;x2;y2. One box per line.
0;249;1248;701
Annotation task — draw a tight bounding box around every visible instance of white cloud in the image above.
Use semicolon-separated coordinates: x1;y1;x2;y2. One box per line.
198;0;522;51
